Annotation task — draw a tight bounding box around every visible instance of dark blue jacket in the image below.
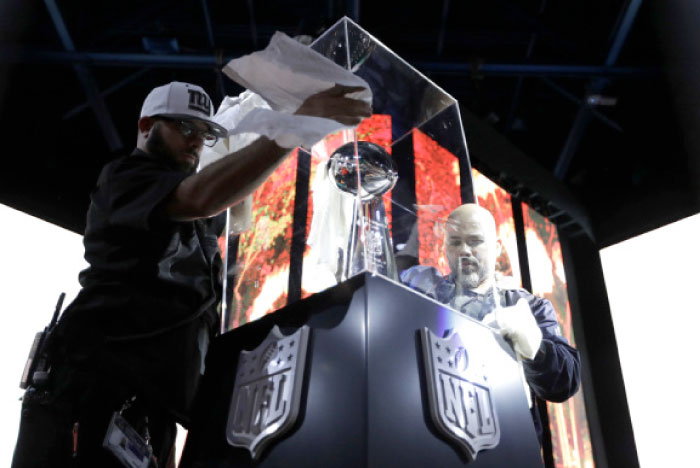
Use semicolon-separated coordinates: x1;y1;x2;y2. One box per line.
401;265;581;438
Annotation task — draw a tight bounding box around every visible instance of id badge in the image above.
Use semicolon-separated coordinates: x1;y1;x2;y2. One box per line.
102;412;152;468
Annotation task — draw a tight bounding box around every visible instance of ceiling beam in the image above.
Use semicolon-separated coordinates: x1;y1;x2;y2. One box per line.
436;0;451;55
416;61;657;78
553;0;644;180
541;78;622;132
504;0;546;134
504;34;537;134
605;0;643;66
460;105;594;240
63;68;152;120
348;0;360;22
43;0;122;152
245;0;259;49
0;47;661;79
201;0;226;101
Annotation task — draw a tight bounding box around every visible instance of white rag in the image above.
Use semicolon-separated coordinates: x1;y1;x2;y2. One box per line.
199;90;271;168
222;31;373;148
199;91;270;234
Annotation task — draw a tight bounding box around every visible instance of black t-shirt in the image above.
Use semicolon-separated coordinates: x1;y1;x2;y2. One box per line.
54;149;225;421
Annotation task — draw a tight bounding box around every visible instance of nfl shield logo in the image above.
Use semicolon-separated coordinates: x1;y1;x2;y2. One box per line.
226;325;310;459
420;327;500;460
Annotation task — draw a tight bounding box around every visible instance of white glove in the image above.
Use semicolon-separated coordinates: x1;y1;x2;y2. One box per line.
487;298;542;360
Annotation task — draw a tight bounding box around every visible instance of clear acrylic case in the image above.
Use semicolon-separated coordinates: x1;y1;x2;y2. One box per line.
221;17;473;331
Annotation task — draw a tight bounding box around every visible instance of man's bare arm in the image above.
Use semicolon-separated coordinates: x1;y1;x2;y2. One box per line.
165;84;371;221
166;137;289;221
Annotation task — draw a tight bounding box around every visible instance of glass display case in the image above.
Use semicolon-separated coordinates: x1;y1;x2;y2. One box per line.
220;17;474;330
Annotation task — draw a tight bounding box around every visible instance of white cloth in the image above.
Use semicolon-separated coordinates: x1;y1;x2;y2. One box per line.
223;31;372;113
230;108;348;149
222;31;372;148
483;298;543;360
199;91;270;168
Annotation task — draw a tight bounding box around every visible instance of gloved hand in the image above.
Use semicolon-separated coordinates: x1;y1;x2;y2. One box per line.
222;32;373;149
483;298;542;360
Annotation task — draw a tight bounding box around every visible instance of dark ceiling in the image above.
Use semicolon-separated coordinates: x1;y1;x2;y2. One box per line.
1;0;698;247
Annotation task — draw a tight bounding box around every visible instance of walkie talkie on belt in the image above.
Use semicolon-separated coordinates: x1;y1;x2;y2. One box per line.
20;292;65;389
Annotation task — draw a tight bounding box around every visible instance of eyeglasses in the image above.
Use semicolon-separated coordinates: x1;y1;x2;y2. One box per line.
157;117;218;147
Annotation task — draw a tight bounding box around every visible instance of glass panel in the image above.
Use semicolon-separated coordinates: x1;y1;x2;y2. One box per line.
224;150;299;329
305;17;469;286
473;169;521;287
412;127;462;275
523;204;595;468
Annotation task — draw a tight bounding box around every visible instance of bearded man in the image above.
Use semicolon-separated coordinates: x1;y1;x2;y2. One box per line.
400;203;581;440
12;81;370;468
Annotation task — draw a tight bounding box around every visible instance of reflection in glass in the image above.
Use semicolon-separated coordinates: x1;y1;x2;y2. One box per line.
472;169;521;287
227;151;299;328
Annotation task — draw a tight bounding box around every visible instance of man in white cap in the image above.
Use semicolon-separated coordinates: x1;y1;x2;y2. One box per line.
401;203;580;442
12;81;370;467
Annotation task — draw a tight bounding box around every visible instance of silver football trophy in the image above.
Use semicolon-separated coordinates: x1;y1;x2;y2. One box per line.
328;141;398;280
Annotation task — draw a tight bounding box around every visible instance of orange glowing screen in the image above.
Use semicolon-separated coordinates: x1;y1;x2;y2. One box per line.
523;204;594;468
411;131;518;284
413;128;462;275
472;169;521;286
230;150;299;328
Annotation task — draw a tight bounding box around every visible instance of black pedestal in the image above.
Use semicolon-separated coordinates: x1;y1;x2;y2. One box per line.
181;274;543;467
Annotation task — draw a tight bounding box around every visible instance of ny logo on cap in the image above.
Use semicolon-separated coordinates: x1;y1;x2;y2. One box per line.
187;89;211;115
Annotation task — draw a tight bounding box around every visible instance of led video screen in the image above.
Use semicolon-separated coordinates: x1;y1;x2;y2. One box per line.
523;205;594;468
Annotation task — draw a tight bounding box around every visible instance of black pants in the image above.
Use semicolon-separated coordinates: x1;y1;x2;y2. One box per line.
12;365;176;468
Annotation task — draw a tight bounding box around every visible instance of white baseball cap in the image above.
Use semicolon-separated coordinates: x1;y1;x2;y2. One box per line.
140;81;227;138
